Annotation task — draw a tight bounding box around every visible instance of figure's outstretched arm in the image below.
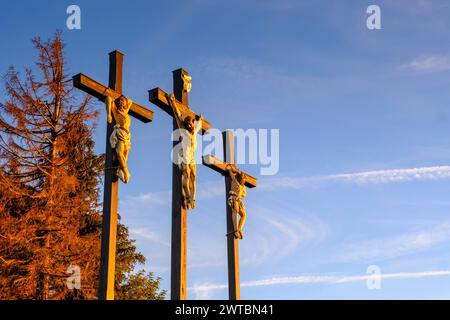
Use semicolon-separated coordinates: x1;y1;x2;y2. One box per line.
227;165;238;184
194;114;203;135
125;98;133;113
105;95;113;123
168;94;183;128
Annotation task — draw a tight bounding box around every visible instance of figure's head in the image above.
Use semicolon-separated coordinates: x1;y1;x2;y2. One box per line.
184;116;194;133
116;95;128;111
236;171;246;185
181;74;192;93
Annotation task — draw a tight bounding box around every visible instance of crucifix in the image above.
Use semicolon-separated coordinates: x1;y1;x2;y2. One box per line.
203;130;257;300
148;69;210;300
73;50;154;300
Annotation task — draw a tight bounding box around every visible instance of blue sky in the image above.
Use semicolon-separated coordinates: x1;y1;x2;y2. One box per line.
3;0;450;299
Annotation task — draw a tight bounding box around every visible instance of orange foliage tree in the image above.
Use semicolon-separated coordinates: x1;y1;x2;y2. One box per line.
0;32;165;300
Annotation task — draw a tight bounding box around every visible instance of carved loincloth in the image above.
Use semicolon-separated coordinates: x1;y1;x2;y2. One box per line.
176;129;197;167
110;125;131;150
228;191;245;210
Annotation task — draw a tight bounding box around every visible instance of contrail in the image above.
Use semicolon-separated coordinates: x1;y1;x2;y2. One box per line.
190;270;450;294
259;166;450;189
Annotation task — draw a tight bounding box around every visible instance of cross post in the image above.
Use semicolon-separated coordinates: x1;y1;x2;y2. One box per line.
148;69;210;300
202;130;257;300
72;50;153;300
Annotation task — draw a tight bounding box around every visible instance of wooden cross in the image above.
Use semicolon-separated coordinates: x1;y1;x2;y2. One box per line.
148;69;210;300
202;130;257;300
73;50;154;300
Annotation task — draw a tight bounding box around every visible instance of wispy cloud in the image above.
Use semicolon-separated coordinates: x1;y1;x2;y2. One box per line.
334;221;450;262
187;206;328;269
190;270;450;299
121;190;171;207
323;166;450;184
259;166;450;190
241;209;328;266
121;181;223;208
400;55;450;73
121;166;450;271
197;56;318;94
129;228;171;247
122;166;450;205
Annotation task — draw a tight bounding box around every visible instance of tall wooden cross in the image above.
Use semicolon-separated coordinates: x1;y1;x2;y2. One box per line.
148;69;210;300
203;130;257;300
73;50;154;300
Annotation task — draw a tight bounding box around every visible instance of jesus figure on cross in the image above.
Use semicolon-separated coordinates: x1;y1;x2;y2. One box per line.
226;164;248;239
167;93;203;210
105;92;133;183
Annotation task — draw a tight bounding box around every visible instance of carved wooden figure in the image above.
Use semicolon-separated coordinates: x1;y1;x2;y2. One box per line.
105;94;132;183
167;93;203;210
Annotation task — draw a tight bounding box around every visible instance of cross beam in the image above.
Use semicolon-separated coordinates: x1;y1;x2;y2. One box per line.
148;88;210;133
72;50;153;300
203;155;257;188
202;131;257;300
73;73;153;123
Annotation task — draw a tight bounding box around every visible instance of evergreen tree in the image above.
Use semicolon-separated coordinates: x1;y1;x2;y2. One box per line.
0;32;165;300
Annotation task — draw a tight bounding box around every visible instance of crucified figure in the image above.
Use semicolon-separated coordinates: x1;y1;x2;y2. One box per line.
226;164;247;239
167;93;203;210
105;93;132;183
